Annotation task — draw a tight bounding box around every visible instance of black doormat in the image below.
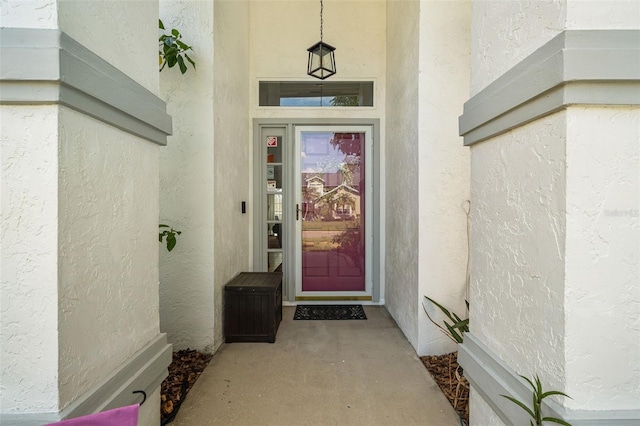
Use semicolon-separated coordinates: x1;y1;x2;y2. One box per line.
294;305;367;320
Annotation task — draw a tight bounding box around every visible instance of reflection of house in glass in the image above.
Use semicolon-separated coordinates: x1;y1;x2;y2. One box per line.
302;174;361;221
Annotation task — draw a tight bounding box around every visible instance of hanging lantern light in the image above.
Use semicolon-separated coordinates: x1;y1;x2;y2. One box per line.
307;0;336;80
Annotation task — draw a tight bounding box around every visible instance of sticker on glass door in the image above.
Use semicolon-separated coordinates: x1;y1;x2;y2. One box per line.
297;129;368;294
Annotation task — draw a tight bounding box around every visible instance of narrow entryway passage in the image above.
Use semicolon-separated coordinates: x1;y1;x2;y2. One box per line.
173;307;459;425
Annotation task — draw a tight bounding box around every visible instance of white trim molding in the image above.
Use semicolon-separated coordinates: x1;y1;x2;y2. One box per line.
459;30;640;146
0;28;172;146
0;334;172;426
459;333;640;425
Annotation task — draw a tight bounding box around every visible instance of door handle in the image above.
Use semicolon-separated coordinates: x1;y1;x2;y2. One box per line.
296;204;300;220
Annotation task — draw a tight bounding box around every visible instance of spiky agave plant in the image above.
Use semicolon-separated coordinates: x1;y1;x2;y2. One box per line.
501;375;572;426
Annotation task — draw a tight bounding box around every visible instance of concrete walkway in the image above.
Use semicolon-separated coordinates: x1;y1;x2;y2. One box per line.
173;306;460;426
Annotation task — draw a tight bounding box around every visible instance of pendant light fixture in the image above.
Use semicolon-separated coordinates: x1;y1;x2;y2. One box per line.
307;0;336;80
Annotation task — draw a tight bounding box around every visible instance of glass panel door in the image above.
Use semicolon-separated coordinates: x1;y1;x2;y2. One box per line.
265;132;284;273
295;126;372;298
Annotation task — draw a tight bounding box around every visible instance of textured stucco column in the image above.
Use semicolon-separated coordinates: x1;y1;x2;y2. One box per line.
159;0;217;352
212;0;251;351
385;0;471;355
459;1;640;424
1;1;171;425
158;0;251;353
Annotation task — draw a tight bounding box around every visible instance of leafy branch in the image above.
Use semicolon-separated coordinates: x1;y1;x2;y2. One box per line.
159;19;195;74
159;224;181;252
501;375;572;426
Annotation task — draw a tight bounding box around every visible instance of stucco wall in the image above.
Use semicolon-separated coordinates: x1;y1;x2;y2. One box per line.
159;0;216;352
249;0;386;121
159;0;386;350
469;388;505;426
565;0;640;30
468;0;640;422
470;112;568;387
249;0;386;304
212;0;251;350
1;105;60;413
564;106;640;410
470;0;565;95
0;0;58;28
58;1;163;414
385;0;420;350
385;0;470;355
57;106;160;409
57;0;159;94
470;0;640;95
1;0;158;95
416;0;471;356
1;0;164;421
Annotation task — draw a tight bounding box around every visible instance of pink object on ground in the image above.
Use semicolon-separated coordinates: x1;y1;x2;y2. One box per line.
45;404;139;426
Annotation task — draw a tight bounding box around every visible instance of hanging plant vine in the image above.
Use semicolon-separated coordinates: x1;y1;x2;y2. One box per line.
159;19;196;74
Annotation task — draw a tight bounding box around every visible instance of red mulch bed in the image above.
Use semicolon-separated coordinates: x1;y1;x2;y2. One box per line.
420;351;469;425
161;349;213;425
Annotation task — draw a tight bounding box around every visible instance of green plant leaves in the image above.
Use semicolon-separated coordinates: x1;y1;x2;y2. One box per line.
501;394;535;419
177;55;187;74
541;391;571;399
166;233;177;251
159;20;196;74
423;296;469;343
501;375;572;426
542;418;572;426
185;53;196;69
159;224;181;252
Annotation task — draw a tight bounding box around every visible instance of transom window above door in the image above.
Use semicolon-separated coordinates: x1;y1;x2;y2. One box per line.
259;81;374;107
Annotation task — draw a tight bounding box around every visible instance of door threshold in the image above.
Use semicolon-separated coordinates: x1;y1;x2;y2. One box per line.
295;296;372;301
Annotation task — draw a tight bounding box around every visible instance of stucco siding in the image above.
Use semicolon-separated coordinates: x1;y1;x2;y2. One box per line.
470;0;566;96
385;0;420;349
57;106;160;409
470;111;568;388
1;1;166;422
466;2;640;421
564;106;640;410
0;105;60;413
249;0;386;121
57;0;159;94
469;388;506;426
565;0;640;30
0;0;58;29
213;0;251;351
417;0;471;356
159;0;216;352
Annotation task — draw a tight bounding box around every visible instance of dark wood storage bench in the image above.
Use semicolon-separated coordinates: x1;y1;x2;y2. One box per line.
224;272;282;343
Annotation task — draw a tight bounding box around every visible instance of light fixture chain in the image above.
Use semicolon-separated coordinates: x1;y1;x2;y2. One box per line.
320;0;324;42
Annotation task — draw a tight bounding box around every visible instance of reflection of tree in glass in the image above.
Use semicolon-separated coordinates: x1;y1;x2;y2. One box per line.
331;96;359;107
329;134;362;189
302;178;321;220
315;157;344;174
333;227;363;269
336;191;356;212
318;191;337;219
330;133;362;158
338;163;353;186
